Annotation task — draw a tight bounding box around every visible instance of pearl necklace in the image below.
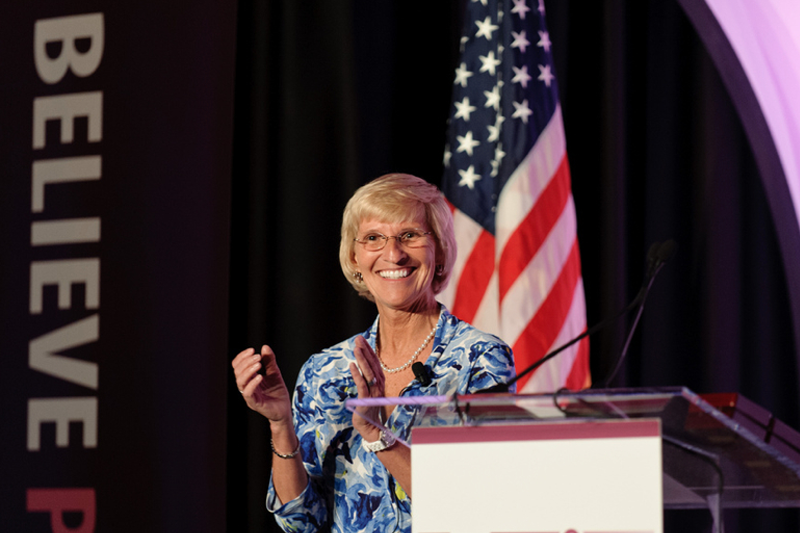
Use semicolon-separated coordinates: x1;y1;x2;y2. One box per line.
376;319;438;374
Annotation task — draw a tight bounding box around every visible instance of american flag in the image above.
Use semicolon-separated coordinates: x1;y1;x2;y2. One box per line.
439;0;591;392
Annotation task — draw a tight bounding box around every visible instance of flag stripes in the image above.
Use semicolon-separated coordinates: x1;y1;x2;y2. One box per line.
498;154;570;302
452;229;496;325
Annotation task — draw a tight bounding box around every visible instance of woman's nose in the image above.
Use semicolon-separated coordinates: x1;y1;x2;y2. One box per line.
382;237;407;260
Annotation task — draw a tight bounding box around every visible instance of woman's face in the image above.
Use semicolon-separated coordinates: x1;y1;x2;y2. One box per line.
353;213;438;314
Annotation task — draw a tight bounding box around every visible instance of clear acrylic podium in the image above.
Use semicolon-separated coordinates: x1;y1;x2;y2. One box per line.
346;387;800;527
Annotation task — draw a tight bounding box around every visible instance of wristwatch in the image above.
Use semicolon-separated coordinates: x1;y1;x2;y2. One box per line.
362;430;396;453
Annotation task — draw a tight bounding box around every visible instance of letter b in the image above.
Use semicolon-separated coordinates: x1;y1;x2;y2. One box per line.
34;13;104;84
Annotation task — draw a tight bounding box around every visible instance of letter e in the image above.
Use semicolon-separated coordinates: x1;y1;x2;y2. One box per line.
30;259;100;313
27;397;98;450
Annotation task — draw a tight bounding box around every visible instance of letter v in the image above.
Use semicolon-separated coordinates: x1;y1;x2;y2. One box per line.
29;314;99;389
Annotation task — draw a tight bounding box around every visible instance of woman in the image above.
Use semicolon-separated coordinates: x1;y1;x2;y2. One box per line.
232;174;515;533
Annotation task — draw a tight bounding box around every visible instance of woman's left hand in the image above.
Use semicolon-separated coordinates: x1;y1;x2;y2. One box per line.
349;335;385;442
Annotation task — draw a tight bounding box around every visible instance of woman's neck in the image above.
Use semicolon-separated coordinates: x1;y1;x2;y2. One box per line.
376;301;440;360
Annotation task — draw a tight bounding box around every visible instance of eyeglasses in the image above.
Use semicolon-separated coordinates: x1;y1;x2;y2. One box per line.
354;230;433;251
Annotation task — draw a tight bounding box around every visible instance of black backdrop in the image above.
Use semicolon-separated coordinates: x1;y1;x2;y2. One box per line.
0;1;235;531
227;1;799;532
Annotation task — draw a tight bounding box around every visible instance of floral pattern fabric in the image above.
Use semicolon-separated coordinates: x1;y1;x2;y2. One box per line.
267;305;515;533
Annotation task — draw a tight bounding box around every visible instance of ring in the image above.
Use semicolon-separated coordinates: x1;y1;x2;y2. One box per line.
369;377;377;387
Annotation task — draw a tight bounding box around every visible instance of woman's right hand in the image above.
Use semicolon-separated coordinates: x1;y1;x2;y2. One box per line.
235;346;307;503
232;345;293;425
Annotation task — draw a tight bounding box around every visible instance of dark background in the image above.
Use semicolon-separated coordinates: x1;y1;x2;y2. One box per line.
227;1;799;532
0;1;235;531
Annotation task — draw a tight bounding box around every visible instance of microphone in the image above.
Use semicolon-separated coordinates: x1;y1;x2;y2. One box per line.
479;239;676;394
412;362;432;386
600;239;676;387
645;241;662;279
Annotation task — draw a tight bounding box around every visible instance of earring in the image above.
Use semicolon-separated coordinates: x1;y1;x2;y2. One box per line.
435;264;444;275
354;271;363;283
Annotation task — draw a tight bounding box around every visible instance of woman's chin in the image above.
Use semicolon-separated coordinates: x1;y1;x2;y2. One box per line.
374;292;437;314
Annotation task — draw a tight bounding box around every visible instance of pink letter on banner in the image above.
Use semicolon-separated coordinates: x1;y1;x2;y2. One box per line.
27;488;96;533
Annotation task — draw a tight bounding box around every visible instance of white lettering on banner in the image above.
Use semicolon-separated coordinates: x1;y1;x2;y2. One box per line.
31;218;101;246
31;156;102;212
29;314;99;389
27;11;104;531
27;398;98;451
30;259;100;314
34;13;104;84
33;92;103;148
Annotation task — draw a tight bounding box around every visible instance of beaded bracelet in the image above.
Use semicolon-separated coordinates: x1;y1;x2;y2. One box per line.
270;437;301;459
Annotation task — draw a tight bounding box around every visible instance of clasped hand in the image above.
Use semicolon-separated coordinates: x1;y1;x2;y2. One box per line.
232;345;293;425
349;335;386;442
232;338;386;442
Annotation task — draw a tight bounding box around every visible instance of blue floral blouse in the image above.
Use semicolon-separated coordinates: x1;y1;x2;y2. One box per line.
266;305;515;533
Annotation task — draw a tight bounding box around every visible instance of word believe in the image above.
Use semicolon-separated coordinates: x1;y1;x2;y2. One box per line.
26;12;104;533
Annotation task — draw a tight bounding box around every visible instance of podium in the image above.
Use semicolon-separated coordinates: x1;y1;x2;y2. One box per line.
346;388;800;532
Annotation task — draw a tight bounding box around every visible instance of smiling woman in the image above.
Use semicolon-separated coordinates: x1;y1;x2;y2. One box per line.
353;216;437;314
339;173;457;302
232;173;516;533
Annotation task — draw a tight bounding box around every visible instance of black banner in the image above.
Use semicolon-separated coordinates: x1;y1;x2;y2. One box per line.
1;2;236;531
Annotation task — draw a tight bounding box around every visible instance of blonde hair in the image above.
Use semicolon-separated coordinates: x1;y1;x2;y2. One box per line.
339;173;456;301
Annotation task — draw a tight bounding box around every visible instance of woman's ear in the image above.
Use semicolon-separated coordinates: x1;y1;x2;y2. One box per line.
435;242;444;268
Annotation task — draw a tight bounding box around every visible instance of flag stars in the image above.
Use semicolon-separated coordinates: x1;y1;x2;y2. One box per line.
494;143;506;163
491;144;506;177
512;100;533;123
478;50;501;75
538;64;555;87
454;97;477;121
456;130;480;156
512;65;532;88
454;62;474;87
512;0;531;20
458;165;482;189
511;31;530;53
483;85;501;111
443;145;452;168
538;0;546;15
475;17;499;40
488;114;505;142
487;123;501;143
537;31;552;53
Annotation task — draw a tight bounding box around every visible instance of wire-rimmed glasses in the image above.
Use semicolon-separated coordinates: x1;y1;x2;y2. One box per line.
353;230;433;251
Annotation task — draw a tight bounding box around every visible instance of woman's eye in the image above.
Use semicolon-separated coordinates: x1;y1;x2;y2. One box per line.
365;234;382;241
